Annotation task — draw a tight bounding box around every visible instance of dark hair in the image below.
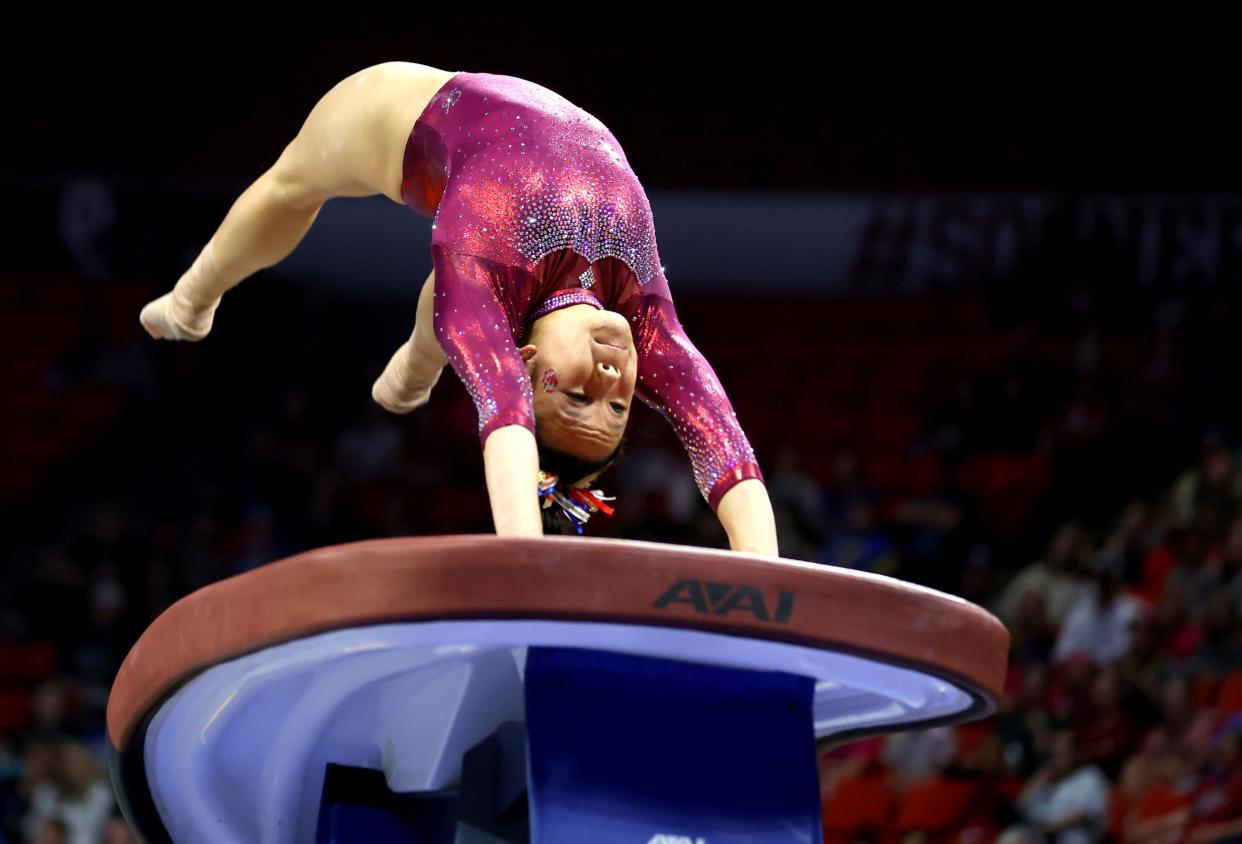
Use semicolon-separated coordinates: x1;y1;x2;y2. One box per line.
537;434;626;534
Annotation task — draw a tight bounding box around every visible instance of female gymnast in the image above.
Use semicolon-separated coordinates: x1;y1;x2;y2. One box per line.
138;61;778;555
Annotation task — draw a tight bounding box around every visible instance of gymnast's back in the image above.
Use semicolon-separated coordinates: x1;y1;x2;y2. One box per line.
397;69;663;285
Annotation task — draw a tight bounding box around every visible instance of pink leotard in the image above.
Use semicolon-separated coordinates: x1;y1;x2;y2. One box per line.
400;70;762;510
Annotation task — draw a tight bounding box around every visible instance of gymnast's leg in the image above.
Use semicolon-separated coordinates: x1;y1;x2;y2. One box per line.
139;63;410;341
372;267;449;413
139;170;325;340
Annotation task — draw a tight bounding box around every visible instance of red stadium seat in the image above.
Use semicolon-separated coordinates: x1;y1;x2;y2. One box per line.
821;774;892;841
0;689;32;734
0;642;56;682
860;413;923;448
1215;670;1242;717
894;778;977;833
1134;784;1192;824
861;452;908;491
1107;786;1129;841
954;719;993;763
905;453;946;494
1191;674;1221;710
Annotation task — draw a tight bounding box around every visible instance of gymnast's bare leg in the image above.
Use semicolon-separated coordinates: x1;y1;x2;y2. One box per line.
139;62;451;408
371;268;449;412
139;62;442;334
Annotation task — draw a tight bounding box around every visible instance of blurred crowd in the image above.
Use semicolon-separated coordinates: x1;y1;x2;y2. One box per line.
1;252;1241;841
817;439;1242;843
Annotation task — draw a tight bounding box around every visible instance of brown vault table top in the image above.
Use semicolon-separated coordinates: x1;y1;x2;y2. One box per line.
108;535;1010;752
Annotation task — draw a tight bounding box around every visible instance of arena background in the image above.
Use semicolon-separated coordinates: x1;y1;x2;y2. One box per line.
2;10;1241;843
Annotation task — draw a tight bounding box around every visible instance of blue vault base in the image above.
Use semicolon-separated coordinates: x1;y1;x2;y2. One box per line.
525;647;820;844
312;647;820;843
116;619;977;843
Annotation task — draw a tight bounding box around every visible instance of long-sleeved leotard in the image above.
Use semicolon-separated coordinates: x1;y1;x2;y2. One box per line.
401;70;762;511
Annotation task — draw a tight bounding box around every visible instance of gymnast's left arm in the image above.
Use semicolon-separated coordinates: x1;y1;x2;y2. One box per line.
715;479;779;557
632;295;778;556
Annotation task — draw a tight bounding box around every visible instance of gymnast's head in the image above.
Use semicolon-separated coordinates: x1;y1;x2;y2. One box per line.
519;302;637;470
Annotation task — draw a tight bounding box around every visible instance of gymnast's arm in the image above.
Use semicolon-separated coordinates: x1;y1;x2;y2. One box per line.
482;426;543;537
633;294;778;556
716;480;779;557
429;246;548;538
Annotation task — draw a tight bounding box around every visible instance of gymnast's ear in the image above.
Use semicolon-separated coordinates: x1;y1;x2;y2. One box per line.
518;344;537;363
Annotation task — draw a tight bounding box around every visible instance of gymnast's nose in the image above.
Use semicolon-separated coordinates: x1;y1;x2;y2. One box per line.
596;361;621;383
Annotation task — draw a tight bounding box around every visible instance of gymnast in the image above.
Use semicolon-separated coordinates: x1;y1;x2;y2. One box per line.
138;61;777;554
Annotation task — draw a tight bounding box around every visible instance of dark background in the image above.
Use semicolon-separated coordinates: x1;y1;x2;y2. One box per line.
6;9;1240;191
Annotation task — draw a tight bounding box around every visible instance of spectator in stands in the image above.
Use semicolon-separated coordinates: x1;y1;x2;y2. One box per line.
927;378;981;464
0;740;55;843
1008;592;1056;668
1167;435;1242;535
997;665;1053;778
228;505;285;576
21;742;113;844
1161;524;1221;620
1154;676;1219;772
102;813;140;843
1183;728;1242;841
1117;724;1182;814
1009;730;1110;844
998;521;1091;629
32;816;69;844
1170;591;1242;677
174;508;229;595
818;495;899;575
821;448;874;534
880;726;957;786
66;569;129;720
21;546;90;654
1116;614;1173;712
620;489;696;546
1096;499;1157;587
1219;514;1242;619
957;543;997;608
1053;568;1145;666
1070;667;1141;779
888;478;970;589
333;402;406;483
766;444;827;561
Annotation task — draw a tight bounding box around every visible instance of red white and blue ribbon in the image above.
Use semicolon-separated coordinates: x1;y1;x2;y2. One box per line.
538;470;616;534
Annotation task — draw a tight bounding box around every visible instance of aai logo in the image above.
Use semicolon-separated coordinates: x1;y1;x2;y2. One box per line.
647;835;707;844
652;579;795;624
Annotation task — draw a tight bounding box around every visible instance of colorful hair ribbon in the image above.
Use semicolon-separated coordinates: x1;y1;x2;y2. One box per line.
537;470;617;534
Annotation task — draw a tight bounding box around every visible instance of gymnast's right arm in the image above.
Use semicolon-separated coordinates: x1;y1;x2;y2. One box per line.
430;246;545;538
482;426;543;538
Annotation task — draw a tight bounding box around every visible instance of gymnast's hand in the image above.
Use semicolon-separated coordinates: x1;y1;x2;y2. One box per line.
371;337;446;413
138;289;219;342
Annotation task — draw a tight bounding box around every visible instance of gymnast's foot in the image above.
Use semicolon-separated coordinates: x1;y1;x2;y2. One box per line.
139;289;219;342
372;339;444;413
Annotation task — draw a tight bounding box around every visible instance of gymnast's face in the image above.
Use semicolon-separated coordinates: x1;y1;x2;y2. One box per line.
520;305;638;462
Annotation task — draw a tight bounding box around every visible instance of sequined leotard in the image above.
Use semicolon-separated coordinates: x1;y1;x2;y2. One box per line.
400;70;762;510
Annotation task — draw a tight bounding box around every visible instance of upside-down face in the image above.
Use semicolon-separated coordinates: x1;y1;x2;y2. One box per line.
521;304;638;463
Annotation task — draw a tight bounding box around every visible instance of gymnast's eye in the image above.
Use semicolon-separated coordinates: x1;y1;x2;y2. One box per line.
566;392;589;404
610;402;626;414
